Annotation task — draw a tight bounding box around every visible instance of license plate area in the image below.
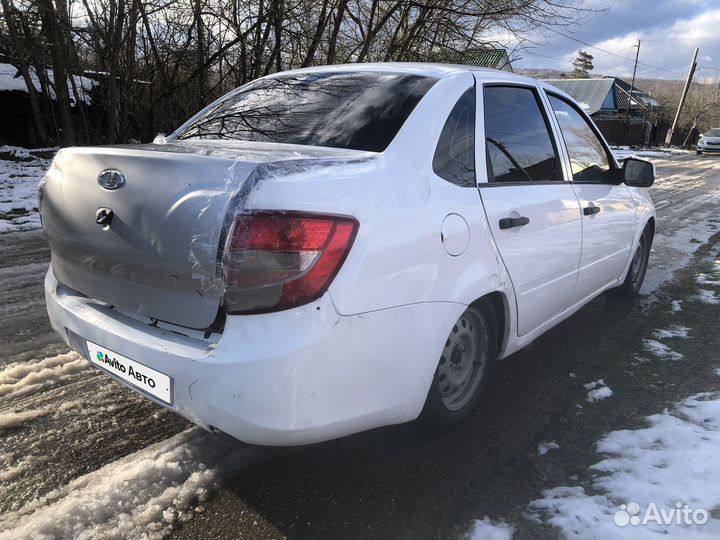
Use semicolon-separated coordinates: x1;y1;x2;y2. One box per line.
87;340;173;404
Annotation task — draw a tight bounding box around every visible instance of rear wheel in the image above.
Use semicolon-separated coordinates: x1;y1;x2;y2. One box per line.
421;301;497;431
612;228;651;297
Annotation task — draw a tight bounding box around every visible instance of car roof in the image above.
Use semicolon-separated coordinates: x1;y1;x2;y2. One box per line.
264;62;539;85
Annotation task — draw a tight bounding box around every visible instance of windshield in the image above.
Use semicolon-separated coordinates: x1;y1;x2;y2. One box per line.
704;129;720;137
174;71;437;152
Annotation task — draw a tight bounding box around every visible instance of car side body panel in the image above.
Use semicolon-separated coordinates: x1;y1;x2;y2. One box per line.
41;64;655;444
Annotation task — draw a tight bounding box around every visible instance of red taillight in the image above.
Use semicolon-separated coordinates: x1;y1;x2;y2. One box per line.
223;211;358;314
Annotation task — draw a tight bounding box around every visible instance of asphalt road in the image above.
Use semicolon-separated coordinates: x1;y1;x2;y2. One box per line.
1;154;719;539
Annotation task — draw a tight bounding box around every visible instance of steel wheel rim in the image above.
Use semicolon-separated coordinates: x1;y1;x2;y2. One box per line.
438;310;488;412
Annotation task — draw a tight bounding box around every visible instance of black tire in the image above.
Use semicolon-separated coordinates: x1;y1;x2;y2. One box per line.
697;150;703;155
612;228;651;298
421;300;497;432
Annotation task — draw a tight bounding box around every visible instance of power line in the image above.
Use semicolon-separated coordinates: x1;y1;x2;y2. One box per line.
520;50;568;62
523;48;683;79
546;28;686;77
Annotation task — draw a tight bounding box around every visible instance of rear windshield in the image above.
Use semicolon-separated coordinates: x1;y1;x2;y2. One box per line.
174;72;437;152
705;129;720;137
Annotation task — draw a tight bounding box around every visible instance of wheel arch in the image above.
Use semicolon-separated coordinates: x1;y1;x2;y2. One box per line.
645;216;655;240
469;291;509;360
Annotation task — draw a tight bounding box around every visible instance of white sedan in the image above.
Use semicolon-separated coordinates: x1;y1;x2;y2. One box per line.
697;128;720;155
41;63;655;445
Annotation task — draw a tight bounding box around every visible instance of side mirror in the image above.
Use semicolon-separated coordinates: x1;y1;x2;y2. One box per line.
623;157;655;187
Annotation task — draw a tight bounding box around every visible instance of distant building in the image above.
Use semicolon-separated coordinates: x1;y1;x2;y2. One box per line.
0;61;95;147
543;77;661;146
437;48;513;72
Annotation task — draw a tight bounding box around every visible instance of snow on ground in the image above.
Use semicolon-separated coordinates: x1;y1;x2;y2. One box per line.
694;289;719;305
696;273;720;286
0;352;88;399
584;379;614;402
671;300;683;313
622;151;720;295
538;441;559;455
642;339;684;361
0;146;53;233
530;392;720;539
466;516;515;540
653;326;690;339
0;458;33;483
0;409;48;431
0;428;256;540
587;387;613;403
611;146;691;161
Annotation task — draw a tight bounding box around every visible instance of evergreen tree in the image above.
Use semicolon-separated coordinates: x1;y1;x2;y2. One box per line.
571;50;594;79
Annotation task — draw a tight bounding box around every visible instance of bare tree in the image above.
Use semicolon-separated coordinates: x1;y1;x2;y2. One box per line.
0;0;599;146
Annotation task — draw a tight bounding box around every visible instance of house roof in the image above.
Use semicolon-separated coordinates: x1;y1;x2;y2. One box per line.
614;78;660;109
0;62;95;105
439;49;513;72
542;78;616;115
543;77;659;115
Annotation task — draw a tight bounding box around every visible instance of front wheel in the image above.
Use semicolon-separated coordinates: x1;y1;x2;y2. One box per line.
612;229;651;297
421;302;497;431
697;150;703;155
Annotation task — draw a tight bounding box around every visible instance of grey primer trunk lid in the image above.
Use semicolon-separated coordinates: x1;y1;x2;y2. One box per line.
42;142;368;329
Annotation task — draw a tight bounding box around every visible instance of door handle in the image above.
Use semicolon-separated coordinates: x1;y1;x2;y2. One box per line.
499;216;530;230
583;206;601;216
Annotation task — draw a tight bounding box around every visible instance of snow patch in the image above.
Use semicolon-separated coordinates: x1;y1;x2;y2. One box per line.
584;379;614;403
466;516;515;540
696;273;720;286
611;146;690;161
0;461;31;482
531;392;720;538
0;428;254;540
538;441;559;455
0;409;48;431
694;289;719;305
671;300;683;313
652;326;690;339
0;352;88;399
0;146;53;233
588;387;614;403
642;339;684;361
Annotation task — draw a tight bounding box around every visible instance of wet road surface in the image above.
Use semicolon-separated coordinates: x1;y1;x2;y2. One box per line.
1;154;719;539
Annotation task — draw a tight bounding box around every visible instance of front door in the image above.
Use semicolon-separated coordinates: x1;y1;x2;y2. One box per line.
546;93;636;302
478;84;583;336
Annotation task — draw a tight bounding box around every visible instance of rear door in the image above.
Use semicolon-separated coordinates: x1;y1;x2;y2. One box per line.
545;92;636;303
478;84;582;336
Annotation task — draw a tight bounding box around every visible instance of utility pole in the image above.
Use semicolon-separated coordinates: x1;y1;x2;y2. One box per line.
623;39;641;145
665;47;699;146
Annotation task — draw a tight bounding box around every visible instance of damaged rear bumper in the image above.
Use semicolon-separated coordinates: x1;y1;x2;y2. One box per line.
44;267;460;445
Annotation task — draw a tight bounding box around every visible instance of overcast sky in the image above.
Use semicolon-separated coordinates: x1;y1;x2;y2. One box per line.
512;0;720;81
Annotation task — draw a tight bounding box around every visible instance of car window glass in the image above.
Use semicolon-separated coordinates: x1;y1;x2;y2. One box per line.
483;86;562;183
705;129;720;137
433;87;475;187
174;72;437;152
548;94;612;183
